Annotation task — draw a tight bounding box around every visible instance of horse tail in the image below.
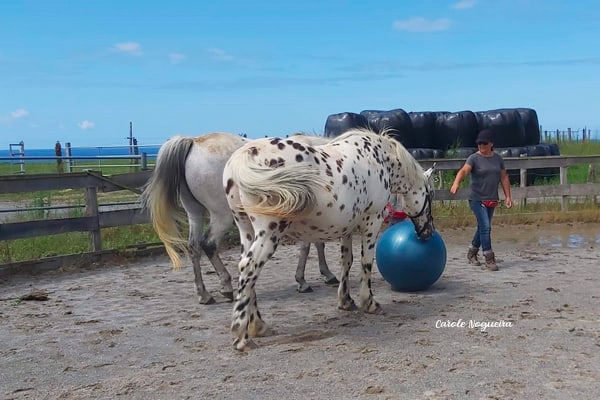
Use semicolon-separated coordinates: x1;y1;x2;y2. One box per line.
226;148;328;220
141;136;193;269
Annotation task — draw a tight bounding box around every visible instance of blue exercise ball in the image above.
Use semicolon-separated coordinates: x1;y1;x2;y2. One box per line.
376;220;447;292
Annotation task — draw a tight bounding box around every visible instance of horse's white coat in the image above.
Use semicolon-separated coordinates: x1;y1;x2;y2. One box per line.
224;128;435;351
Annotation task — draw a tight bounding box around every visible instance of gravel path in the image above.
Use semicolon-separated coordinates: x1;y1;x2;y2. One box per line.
1;223;599;400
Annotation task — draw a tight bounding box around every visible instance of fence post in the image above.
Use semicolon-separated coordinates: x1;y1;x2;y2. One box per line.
559;166;568;212
85;186;102;251
65;142;73;173
141;152;148;170
520;168;527;207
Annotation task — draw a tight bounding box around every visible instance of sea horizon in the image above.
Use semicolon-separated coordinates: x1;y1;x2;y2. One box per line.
0;143;161;160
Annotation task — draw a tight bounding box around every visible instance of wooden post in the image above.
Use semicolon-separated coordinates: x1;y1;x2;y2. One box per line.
588;164;597;183
141;152;148;171
85;186;102;251
520;168;527;207
559;166;568;212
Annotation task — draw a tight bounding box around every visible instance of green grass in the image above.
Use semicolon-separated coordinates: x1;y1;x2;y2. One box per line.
0;159;155;176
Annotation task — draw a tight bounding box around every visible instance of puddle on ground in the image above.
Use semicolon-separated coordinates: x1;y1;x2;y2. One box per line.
441;223;600;249
537;233;600;248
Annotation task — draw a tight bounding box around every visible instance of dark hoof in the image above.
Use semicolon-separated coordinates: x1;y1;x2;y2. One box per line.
324;276;340;285
221;291;235;301
297;285;314;293
199;296;216;305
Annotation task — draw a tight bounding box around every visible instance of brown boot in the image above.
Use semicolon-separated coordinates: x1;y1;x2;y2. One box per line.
467;247;481;266
483;251;498;271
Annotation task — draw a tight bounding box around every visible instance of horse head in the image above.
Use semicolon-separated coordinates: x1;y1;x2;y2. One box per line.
405;163;436;241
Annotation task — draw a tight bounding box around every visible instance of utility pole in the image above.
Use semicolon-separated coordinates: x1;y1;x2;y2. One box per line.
128;121;133;155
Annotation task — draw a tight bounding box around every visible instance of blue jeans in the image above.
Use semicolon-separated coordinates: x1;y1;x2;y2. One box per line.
468;200;496;252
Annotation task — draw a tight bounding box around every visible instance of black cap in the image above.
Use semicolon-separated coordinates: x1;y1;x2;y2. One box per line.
476;129;493;144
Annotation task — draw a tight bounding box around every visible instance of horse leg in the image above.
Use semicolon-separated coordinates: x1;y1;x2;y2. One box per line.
337;236;357;311
231;225;282;351
314;242;339;285
358;228;382;314
202;211;235;301
188;220;216;305
295;241;313;293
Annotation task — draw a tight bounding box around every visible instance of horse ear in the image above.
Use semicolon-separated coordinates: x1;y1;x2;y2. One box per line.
424;162;436;179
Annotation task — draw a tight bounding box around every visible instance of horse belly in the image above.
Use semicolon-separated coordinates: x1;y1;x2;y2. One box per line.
286;212;359;242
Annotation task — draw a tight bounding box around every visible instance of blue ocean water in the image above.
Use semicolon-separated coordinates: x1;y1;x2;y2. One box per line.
0;145;161;161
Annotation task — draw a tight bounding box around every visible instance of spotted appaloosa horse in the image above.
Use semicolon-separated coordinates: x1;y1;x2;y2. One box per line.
223;127;436;351
141;132;338;305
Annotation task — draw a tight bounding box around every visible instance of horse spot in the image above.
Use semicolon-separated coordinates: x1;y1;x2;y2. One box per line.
268;222;278;230
277;142;286;150
295;154;304;162
342;175;348;184
225;179;234;195
258;230;266;237
269;158;285;168
278;221;289;232
292;142;306;151
249;146;259;156
246;233;253;241
339;204;345;211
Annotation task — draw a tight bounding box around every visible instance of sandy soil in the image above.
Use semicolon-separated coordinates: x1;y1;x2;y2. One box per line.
1;223;599;400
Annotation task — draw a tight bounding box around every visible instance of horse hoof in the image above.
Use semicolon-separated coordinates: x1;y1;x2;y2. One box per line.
338;300;358;311
199;296;216;305
324;276;339;285
221;291;235;301
297;285;314;293
233;338;258;352
365;302;383;315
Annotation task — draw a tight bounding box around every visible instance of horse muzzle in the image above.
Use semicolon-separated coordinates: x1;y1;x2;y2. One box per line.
414;220;435;241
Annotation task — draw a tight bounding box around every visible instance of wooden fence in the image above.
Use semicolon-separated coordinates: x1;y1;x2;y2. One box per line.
1;155;599;273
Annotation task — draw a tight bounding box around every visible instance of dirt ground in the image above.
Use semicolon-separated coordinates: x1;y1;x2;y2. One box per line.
1;223;599;400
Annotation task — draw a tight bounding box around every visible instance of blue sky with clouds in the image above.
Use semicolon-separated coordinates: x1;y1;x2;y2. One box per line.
1;0;599;148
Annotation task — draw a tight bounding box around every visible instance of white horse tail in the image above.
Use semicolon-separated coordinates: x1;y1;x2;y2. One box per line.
141;136;193;269
227;149;328;220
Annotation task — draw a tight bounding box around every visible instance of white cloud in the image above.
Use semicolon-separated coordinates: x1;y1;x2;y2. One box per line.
169;53;187;64
78;120;95;130
393;17;452;32
207;48;234;61
452;0;477;10
11;108;29;119
112;42;143;56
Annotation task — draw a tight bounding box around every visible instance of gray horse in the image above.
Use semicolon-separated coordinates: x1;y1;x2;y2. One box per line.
141;132;338;305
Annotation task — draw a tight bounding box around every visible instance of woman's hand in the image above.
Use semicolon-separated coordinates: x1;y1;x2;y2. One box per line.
505;197;513;208
450;183;459;195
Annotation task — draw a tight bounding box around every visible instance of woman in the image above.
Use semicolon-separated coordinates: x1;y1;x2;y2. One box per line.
450;129;513;271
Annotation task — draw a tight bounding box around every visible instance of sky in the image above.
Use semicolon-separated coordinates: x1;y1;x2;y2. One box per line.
1;0;599;149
